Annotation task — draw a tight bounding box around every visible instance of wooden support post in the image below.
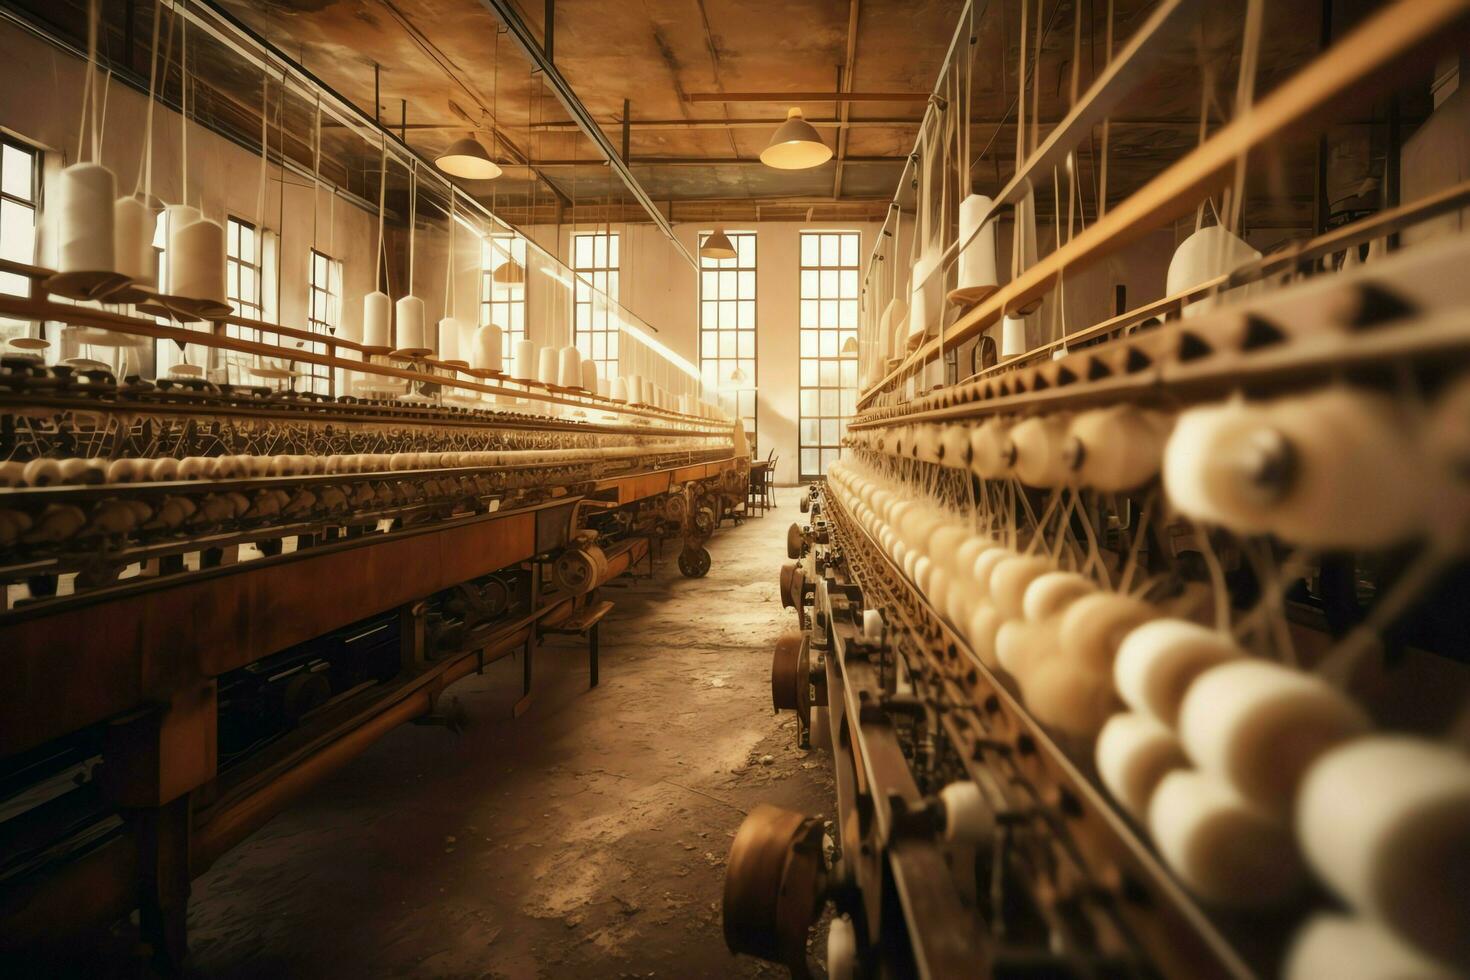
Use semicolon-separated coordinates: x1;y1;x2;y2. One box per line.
132;795;191;971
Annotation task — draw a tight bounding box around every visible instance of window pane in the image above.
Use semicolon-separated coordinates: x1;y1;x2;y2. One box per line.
840;234;858;266
0;199;35;263
2;145;33;200
820;235;838;266
801;234;819;266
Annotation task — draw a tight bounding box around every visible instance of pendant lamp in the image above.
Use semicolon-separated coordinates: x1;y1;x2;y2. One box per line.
729;366;749;385
760;108;832;170
700;228;737;260
435;136;502;181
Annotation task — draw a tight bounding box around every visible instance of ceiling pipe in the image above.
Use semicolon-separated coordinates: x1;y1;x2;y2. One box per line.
478;0;699;270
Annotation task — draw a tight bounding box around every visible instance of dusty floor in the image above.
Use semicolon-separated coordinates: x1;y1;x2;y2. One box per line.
185;487;834;979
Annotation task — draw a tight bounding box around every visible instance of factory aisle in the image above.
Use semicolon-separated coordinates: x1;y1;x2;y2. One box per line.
186;487;832;979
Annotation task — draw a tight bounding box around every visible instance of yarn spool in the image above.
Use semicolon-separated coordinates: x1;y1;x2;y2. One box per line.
908;252;937;350
1114;620;1241;727
1023;652;1116;736
1022;571;1094;622
1096;713;1188;820
1066;406;1171;491
994;617;1052;678
512;340;536;381
914;424;943;464
969;420;1015;478
1167;225;1261;319
610;376;629;403
393;296;428;355
882;298;909;362
362;291;392;349
113;194;158;292
1059;593;1156;673
1296;736;1470;967
537;347;559;386
989;554;1054;620
437;317;463;363
169;216;228;315
964;602;1005;669
1000;316;1027;358
49;162;123;299
1284;914;1459;980
472;324;504;372
926;525;970;568
1256;388;1428;549
973;547;1016;603
557;345;581;388
949;194;999;306
581;357;600;394
1148;769;1304;905
939;782;995;845
1162;399;1276;531
938;425;971;469
1177;660;1371;815
1010;415;1072;487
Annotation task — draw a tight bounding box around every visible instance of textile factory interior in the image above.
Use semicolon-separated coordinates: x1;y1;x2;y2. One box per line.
1;0;1469;976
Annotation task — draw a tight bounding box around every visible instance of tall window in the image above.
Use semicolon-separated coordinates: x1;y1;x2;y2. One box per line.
482;235;526;362
303;249;340;394
224;216;277;383
0;137;39;345
226;216;263;320
698;231;756;449
798;231;860;479
572;231;619;378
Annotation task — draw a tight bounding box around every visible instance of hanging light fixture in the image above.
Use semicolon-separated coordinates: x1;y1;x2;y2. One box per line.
760;108;832;170
841;335;859;355
729;366;749;385
436;136;502;180
700;227;737;260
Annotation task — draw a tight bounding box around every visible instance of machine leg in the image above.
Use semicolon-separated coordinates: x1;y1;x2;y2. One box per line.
133;794;192;972
513;636;535;718
589;623;600;688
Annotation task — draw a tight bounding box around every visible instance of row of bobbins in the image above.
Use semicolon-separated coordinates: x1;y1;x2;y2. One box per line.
823;457;1470;976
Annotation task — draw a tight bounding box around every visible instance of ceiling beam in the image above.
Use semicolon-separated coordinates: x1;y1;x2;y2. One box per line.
529;116;921;131
491;155;904;168
684;91;930;103
832;0;861;199
477;0;698;268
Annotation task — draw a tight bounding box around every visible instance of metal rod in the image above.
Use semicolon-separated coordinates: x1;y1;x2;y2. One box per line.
478;0;698;269
684;90;931;103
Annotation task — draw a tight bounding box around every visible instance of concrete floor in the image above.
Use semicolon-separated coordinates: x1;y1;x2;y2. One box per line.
185;487;833;979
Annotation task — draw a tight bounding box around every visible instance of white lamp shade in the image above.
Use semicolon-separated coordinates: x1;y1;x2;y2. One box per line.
362;291;391;347
760;108;833;170
435;137;502;181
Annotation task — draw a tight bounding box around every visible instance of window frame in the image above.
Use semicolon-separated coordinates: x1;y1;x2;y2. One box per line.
481;234;527;363
797;230;861;480
697;230;757;453
0;135;41;345
571;230;620;380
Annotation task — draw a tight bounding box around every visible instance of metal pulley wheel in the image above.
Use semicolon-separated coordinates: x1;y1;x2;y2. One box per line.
553;544;607;595
677;545;712;578
779;560;802;610
800;493;810;513
787;522;806;560
723;804;827;978
771;632;806;713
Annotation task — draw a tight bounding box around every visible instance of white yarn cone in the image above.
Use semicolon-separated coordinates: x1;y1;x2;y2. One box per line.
1001;316;1026;358
512;339;535;381
58;162;116;274
557;345;581;387
113;195;156;287
537;346;558;385
580;357;599;393
169;217;226;305
472;324;503;372
610;377;629;403
394;296;426;351
362;291;391;348
907;252;936;349
1167;225;1261;318
955;194;998;297
437;317;462;362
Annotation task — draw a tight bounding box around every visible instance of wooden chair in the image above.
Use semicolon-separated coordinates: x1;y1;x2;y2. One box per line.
763;451;778;511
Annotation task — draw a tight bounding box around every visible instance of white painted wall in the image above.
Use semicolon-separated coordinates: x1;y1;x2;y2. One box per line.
525;220;885;486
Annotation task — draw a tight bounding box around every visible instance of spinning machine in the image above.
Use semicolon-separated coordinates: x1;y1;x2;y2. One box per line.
0;1;750;964
725;1;1470;978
